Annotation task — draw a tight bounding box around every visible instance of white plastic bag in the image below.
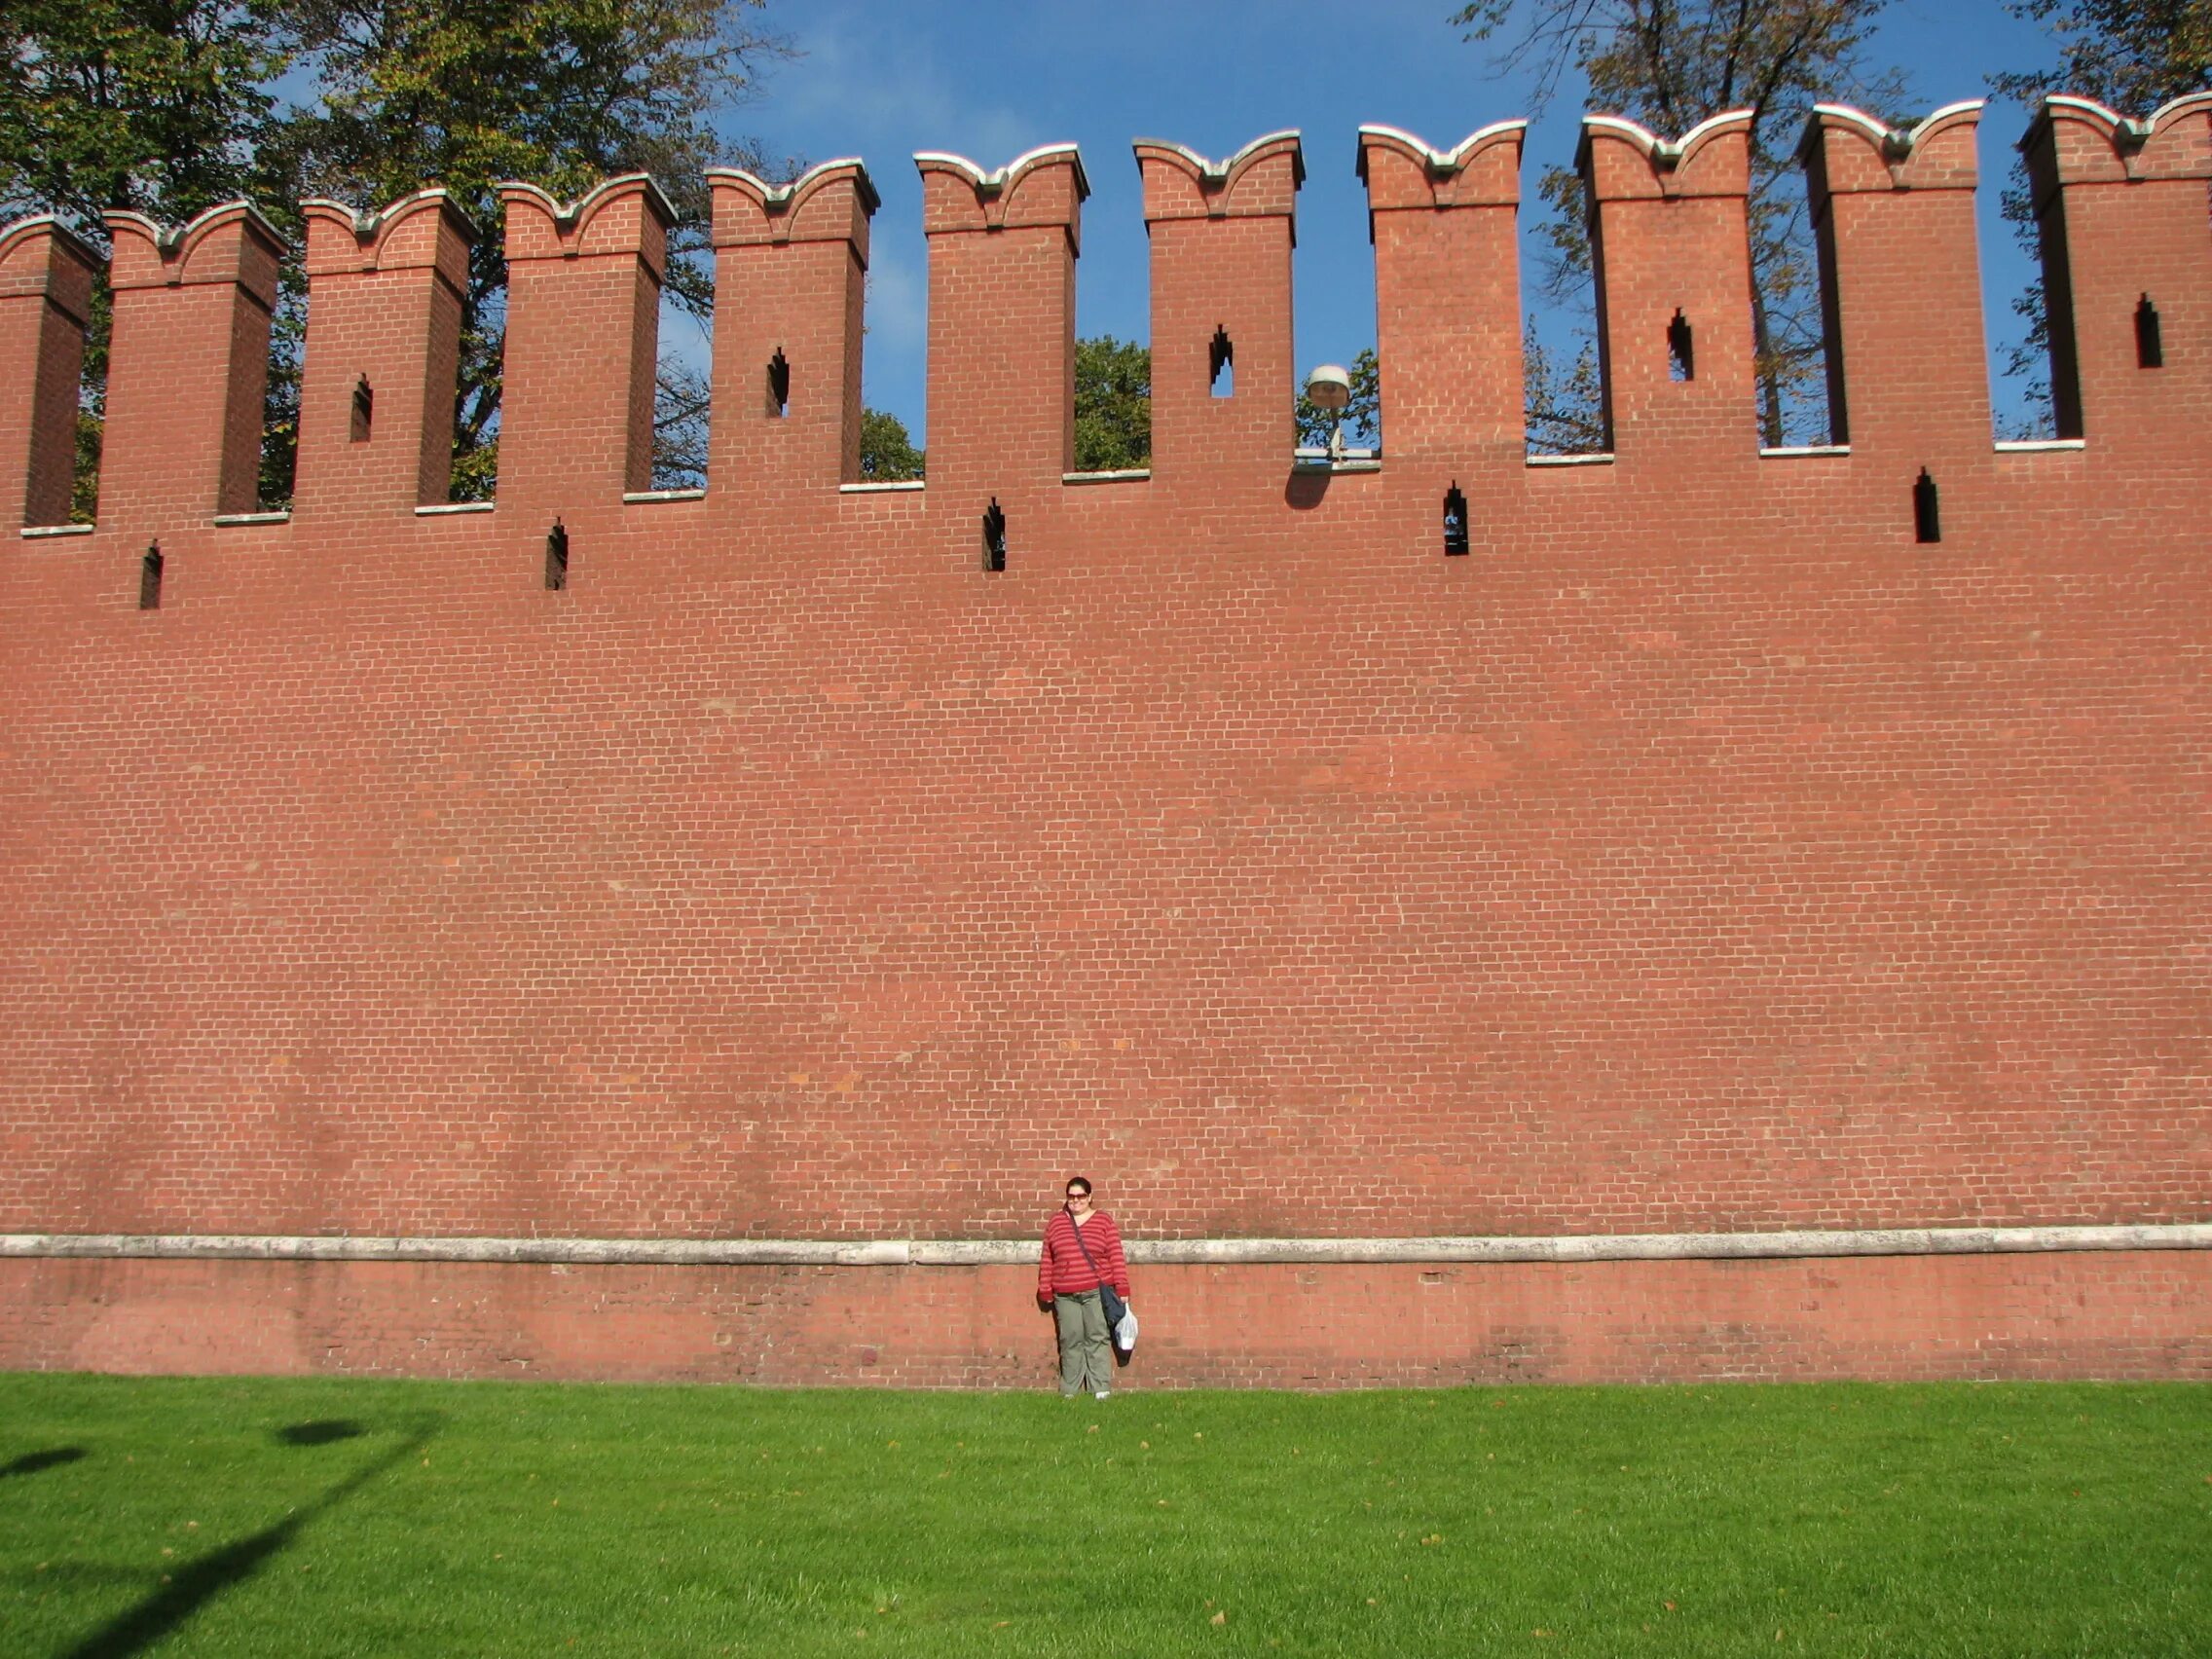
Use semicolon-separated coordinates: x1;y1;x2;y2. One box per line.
1113;1305;1138;1353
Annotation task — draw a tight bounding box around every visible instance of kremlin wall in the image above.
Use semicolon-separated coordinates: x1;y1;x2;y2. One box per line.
0;93;2208;1385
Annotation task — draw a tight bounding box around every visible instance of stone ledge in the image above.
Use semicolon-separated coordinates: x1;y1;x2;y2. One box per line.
5;1223;2205;1269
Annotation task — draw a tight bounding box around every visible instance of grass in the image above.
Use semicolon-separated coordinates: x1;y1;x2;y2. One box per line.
1;1375;2207;1657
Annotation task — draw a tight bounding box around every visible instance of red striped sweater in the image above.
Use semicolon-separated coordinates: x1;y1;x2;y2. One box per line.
1037;1209;1130;1302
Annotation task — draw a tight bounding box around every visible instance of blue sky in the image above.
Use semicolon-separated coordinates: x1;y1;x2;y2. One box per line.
687;1;2075;440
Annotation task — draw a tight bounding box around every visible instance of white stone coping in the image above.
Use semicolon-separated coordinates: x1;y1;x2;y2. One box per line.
1759;444;1852;459
1130;130;1304;191
106;199;292;259
498;173;681;236
706;158;880;218
19;523;95;538
1527;452;1615;467
1809;99;1987;160
838;480;924;494
415;500;495;516
212;510;291;526
1995;438;2087;453
1063;468;1152;485
1356;121;1530;179
912;142;1091;204
622;488;707;503
4;1224;2204;1270
2031;92;2212;152
301;189;481;247
1291;447;1382;476
1582;109;1755;169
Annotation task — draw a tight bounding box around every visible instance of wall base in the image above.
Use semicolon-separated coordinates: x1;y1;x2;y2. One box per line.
4;1252;2207;1387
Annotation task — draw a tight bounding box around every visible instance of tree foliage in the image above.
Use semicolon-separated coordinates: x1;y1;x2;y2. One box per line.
270;0;791;499
1452;0;1907;451
858;408;924;481
1995;0;2211;113
859;337;1374;480
3;0;790;509
2;0;295;519
1072;335;1153;471
0;0;290;224
1522;322;1607;453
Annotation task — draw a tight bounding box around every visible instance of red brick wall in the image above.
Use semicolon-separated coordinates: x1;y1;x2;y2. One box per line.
97;204;284;531
3;1254;2205;1387
295;193;473;515
711;161;875;490
1;99;2207;1382
0;217;97;529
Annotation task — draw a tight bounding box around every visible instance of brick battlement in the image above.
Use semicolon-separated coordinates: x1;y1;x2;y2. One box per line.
2;94;2205;550
0;94;2208;1385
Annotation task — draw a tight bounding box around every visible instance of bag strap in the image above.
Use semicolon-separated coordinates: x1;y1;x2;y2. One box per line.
1065;1207;1113;1292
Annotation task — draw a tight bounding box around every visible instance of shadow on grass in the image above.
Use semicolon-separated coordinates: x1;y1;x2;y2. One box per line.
1;1447;88;1478
276;1419;366;1447
62;1414;439;1659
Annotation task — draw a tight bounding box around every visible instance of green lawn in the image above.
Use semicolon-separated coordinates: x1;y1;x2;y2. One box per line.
2;1375;2207;1657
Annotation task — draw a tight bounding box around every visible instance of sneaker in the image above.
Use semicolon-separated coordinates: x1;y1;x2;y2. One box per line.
1094;1390;1111;1400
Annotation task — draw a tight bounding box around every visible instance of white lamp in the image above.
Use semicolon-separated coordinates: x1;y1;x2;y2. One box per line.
1304;363;1352;461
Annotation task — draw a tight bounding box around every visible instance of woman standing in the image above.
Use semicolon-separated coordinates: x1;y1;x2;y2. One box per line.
1036;1176;1130;1399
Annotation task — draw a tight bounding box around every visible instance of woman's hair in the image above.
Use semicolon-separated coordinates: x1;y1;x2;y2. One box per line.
1064;1176;1091;1197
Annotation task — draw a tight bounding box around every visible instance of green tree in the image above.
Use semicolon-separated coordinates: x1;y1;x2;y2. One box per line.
1998;0;2210;111
1072;335;1152;471
852;336;1154;484
0;0;290;224
1452;1;1906;451
1992;2;2212;433
2;0;791;510
267;0;791;500
1;0;296;518
858;408;923;481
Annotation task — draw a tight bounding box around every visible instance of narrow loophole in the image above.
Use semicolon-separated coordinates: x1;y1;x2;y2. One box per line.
981;498;1007;572
766;348;791;418
544;519;570;590
2135;295;2163;369
1442;484;1469;556
1912;469;1940;545
1209;326;1235;398
350;376;374;443
1667;311;1694;383
138;542;164;609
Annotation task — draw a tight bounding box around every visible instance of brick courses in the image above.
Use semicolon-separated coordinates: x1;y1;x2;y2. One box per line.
1;94;2207;1384
1;1254;2204;1386
0;215;99;530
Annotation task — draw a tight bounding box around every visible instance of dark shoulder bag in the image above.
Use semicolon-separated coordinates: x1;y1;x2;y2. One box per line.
1067;1214;1129;1340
